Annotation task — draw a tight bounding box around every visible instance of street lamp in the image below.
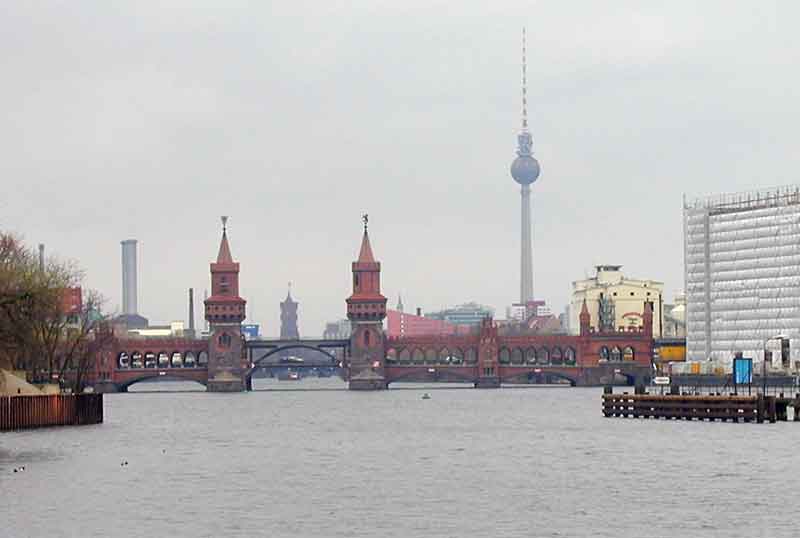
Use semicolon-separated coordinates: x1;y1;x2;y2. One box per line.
762;334;789;394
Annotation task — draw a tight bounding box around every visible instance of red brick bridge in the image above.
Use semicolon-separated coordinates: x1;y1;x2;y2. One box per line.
86;223;654;392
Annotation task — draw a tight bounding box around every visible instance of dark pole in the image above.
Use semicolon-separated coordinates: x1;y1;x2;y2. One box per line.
763;341;768;396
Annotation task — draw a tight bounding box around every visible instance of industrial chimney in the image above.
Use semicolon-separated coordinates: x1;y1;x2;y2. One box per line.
38;244;45;272
188;288;195;338
121;240;138;315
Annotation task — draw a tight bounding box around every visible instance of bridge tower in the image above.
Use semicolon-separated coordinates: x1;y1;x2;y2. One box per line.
346;218;387;390
476;317;501;388
204;217;248;392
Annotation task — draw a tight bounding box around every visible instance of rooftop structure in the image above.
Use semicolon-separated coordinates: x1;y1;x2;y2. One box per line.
425;302;494;326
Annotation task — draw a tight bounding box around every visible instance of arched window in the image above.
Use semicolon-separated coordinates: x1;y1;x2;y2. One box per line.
526;347;537;364
623;346;635;361
144;352;156;368
385;348;398;363
412;349;425;364
551;347;563;365
565;347;576;365
118;352;130;369
197;351;209;366
425;349;437;364
439;347;451;364
599;346;610;361
158;352;169;368
399;349;411;363
131;352;143;369
184;352;196;368
611;346;622;361
364;329;370;347
218;333;232;348
465;348;478;365
511;348;524;364
171;352;183;368
499;348;511;364
539;348;550;364
451;348;464;364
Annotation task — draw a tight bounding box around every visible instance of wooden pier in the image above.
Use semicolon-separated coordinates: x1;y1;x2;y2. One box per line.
602;388;800;423
0;394;103;431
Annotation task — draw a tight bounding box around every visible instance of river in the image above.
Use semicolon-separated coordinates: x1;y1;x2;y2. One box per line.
2;379;799;537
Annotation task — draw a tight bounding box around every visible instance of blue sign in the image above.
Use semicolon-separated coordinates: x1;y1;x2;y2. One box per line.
241;324;260;340
733;357;753;384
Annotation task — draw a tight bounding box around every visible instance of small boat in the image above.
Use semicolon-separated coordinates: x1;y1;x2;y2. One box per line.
421;393;431;400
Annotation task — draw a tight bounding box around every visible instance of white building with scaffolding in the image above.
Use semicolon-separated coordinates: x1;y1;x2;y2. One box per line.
684;185;800;370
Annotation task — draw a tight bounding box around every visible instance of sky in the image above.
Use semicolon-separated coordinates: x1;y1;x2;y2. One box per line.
3;1;800;336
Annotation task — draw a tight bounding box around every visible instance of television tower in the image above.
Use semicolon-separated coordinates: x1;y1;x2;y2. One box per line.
509;28;541;303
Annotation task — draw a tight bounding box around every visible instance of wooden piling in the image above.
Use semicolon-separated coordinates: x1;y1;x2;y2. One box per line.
0;394;103;431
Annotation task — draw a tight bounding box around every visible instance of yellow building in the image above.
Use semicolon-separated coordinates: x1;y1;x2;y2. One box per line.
570;265;664;336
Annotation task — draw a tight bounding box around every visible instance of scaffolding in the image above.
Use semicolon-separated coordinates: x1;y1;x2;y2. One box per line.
684;185;800;370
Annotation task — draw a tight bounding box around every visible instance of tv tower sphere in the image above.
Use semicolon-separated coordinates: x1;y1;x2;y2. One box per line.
510;144;540;185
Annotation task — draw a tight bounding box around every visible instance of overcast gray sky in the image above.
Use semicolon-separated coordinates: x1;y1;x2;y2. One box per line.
3;1;799;336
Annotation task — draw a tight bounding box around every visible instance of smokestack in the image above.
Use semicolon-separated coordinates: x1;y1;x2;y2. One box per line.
121;240;138;315
188;288;195;333
416;307;422;317
38;244;44;272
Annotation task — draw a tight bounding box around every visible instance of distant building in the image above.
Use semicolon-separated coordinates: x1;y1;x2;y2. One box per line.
280;286;299;339
242;324;260;340
506;299;548;321
570;265;664;336
323;319;351;340
662;294;686;338
60;287;82;316
425;302;494;326
127;321;185;338
387;309;473;337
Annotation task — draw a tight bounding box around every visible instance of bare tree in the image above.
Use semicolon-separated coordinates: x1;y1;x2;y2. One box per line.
0;232;113;391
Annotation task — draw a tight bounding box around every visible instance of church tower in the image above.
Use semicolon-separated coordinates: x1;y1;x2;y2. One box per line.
280;284;300;340
204;217;248;392
346;216;388;390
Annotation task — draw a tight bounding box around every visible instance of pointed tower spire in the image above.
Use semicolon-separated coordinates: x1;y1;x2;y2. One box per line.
286;281;294;301
579;298;591;336
216;216;234;264
357;214;375;263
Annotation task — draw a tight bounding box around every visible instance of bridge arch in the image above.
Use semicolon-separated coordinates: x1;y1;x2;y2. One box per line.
117;373;208;392
386;367;477;386
502;369;578;387
251;344;340;367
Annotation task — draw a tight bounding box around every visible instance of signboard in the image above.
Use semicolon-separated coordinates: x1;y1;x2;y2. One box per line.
241;324;260;340
653;376;670;385
733;357;753;385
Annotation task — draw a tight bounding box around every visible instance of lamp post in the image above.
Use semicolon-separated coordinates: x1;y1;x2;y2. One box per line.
762;334;788;395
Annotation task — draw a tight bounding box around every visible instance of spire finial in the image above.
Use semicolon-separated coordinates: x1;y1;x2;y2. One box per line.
362;213;369;233
221;215;229;233
522;27;528;131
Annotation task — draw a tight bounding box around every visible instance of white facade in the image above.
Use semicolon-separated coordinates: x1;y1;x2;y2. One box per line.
684;185;800;369
570;266;664;335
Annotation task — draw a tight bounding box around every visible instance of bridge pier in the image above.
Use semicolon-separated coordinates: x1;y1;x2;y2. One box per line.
474;377;500;389
92;381;123;394
207;375;246;393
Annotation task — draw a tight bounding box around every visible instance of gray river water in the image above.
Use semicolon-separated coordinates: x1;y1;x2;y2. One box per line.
2;379;800;538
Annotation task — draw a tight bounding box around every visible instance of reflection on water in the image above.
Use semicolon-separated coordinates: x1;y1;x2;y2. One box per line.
2;382;800;538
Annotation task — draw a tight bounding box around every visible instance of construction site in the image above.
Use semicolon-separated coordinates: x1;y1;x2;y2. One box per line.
683;184;800;375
